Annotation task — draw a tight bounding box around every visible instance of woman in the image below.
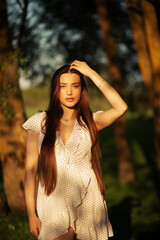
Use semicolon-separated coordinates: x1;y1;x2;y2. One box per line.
22;60;128;240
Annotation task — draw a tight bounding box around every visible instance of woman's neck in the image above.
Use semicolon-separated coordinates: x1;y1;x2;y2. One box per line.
61;106;77;121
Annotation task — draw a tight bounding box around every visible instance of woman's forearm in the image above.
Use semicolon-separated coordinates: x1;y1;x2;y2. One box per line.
25;130;39;219
88;69;128;114
25;170;37;218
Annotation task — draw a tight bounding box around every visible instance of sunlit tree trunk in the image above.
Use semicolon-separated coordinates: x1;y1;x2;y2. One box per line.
126;0;160;174
142;0;160;173
142;0;160;174
95;0;135;183
0;0;28;211
125;0;153;102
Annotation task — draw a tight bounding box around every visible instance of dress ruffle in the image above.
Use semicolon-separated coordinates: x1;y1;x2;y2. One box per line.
37;168;113;240
74;170;113;240
37;169;92;240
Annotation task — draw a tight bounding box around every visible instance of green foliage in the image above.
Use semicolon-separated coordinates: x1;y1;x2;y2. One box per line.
0;82;17;120
0;50;26;120
99;119;160;240
0;212;34;240
21;84;50;116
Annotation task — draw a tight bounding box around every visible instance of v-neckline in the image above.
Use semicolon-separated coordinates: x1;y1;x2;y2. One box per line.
58;118;77;147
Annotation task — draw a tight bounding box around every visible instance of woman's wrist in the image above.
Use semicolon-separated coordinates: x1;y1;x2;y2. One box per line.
27;208;37;219
88;69;96;79
98;79;104;88
28;213;37;221
88;69;105;89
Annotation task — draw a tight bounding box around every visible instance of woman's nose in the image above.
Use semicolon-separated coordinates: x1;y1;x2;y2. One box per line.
67;86;72;95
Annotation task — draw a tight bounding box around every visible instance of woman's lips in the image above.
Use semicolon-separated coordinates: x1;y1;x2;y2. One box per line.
65;98;74;102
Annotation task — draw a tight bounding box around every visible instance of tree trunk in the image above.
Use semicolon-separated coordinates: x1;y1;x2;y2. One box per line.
125;0;153;102
0;0;27;211
126;0;160;174
141;0;160;174
0;195;6;213
95;0;135;183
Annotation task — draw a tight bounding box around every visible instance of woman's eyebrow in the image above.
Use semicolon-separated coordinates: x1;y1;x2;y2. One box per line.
72;82;80;84
60;82;80;85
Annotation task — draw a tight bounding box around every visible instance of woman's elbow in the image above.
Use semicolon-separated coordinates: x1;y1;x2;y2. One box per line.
119;103;128;117
25;168;37;181
123;103;128;113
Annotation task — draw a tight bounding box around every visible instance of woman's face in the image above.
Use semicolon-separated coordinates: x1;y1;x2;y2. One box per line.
59;73;82;109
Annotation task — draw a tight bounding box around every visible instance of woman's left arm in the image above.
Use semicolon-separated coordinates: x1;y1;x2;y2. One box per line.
70;60;128;130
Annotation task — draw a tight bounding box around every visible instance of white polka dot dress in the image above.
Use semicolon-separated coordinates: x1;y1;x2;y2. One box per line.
22;111;114;240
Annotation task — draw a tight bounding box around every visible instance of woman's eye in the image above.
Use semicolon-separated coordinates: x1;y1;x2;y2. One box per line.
60;86;65;88
74;85;79;88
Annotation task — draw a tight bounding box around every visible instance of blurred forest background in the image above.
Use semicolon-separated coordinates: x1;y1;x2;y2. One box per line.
0;0;160;239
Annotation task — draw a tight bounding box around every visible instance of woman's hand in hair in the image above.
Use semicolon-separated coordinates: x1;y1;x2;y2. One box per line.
70;60;93;78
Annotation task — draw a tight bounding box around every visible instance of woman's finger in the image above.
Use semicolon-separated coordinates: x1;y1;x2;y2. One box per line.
70;63;77;67
70;62;78;67
30;229;38;239
71;60;81;66
37;222;42;235
70;66;78;71
70;64;78;69
72;59;79;63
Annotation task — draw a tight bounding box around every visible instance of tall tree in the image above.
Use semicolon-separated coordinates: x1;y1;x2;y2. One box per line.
141;0;160;174
125;0;153;102
95;0;135;183
125;0;160;174
0;0;28;211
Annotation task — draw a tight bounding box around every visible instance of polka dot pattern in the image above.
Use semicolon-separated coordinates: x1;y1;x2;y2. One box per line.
22;111;114;240
22;111;45;133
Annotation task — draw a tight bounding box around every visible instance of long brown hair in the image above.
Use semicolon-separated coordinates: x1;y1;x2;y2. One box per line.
39;65;106;200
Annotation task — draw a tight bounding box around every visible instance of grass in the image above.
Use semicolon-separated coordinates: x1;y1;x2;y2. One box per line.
0;212;35;240
21;84;50;116
0;86;160;240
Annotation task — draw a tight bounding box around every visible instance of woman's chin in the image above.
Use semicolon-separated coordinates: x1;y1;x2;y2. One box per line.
61;102;77;109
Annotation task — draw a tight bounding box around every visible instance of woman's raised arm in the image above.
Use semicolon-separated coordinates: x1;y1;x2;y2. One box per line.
70;60;128;130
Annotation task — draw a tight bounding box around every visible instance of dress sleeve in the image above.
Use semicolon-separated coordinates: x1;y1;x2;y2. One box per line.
93;110;104;121
22;111;46;133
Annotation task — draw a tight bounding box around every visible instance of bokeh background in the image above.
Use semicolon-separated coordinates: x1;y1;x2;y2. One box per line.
0;0;160;239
